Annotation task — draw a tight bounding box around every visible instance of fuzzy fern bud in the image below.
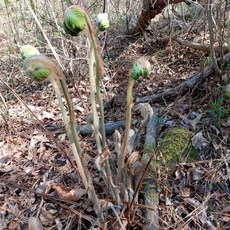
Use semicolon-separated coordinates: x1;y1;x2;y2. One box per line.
23;55;62;82
63;6;86;36
130;57;151;80
96;13;109;31
20;45;40;59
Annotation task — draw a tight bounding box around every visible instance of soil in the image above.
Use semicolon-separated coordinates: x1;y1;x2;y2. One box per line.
0;24;229;229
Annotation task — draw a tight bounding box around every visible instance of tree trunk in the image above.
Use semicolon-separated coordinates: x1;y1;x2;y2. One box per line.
129;0;185;35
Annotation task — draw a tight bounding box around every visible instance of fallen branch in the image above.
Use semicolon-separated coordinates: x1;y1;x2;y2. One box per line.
136;52;230;103
141;106;159;229
46;120;125;136
173;37;229;53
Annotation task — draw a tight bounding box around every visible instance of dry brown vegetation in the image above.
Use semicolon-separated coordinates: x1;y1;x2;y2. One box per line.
0;0;229;229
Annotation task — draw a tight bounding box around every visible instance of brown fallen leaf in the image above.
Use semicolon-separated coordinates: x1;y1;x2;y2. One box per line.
222;205;230;214
8;220;21;230
188;167;204;181
0;164;14;173
180;187;192;198
98;199;113;211
52;183;86;202
184;197;200;207
28;217;43;230
191;131;209;150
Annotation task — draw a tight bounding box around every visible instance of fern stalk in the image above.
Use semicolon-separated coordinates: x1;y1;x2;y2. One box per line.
88;42;102;154
83;9;119;202
85;12;119;203
116;57;151;188
85;9;107;150
58;77;102;217
23;54;102;217
116;77;135;185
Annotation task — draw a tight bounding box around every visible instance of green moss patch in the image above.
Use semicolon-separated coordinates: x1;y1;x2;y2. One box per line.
160;128;197;167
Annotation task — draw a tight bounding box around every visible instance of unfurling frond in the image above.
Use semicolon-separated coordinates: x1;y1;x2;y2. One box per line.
96;13;109;32
20;45;40;59
130;57;151;80
23;55;63;82
63;6;86;36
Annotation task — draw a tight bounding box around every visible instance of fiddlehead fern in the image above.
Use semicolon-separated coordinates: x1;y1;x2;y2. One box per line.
64;6;107;149
20;45;40;59
23;55;63;82
63;6;86;36
130;57;151;80
22;50;102;217
117;57;151;186
63;5;119;205
96;13;109;32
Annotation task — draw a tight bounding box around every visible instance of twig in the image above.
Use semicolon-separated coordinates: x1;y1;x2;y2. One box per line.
173;37;229;53
207;0;221;75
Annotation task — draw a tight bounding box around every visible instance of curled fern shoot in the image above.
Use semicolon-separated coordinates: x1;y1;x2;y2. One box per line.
130;63;143;80
63;6;86;36
96;13;109;32
130;57;151;80
117;57;151;186
63;5;118;205
22;53;102;217
23;55;62;82
20;45;40;59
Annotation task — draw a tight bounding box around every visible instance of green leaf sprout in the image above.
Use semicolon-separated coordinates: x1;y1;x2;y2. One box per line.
23;55;56;82
64;6;86;36
20;45;40;59
96;13;109;31
130;57;151;80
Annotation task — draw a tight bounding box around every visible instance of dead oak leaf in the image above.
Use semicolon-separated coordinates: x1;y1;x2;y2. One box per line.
51;183;86;202
8;220;21;230
98;199;113;211
191;131;209;150
28;217;43;230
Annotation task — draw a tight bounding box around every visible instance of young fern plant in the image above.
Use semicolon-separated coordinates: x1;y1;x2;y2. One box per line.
22;51;102;217
63;6;120;203
63;5;108;150
95;13;109;33
116;57;151;186
20;45;40;59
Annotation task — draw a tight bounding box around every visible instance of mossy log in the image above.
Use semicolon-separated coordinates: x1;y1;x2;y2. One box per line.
141;105;159;229
159;128;197;167
141;107;197;229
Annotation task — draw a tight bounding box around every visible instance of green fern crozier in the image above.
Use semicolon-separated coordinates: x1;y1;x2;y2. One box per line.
130;57;151;80
20;45;40;59
23;55;54;82
96;13;109;31
64;6;86;36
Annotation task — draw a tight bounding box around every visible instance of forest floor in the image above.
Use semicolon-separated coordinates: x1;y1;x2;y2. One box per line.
0;21;230;229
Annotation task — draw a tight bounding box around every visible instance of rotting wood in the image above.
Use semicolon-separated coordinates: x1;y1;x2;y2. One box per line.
136;52;230;103
174;37;229;54
141;106;159;229
156;36;229;54
128;0;185;35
